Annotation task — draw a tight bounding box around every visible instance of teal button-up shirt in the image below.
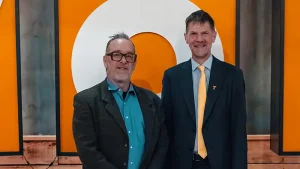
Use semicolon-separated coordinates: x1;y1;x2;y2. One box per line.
107;79;145;169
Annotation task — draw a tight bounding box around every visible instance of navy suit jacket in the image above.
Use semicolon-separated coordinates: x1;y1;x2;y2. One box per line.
161;56;247;169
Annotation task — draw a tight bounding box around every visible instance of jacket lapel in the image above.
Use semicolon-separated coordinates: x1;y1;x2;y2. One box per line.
133;85;155;163
101;80;156;166
178;57;227;124
203;57;226;124
179;60;196;122
100;81;128;136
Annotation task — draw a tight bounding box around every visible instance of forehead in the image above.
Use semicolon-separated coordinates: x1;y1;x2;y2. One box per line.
107;38;134;53
187;21;213;32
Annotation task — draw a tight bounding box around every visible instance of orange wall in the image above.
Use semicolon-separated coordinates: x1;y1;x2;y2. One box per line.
283;0;300;152
57;0;237;153
0;0;21;153
58;0;107;153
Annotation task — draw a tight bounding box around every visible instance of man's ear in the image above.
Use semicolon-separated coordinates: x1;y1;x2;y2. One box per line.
184;33;188;44
212;30;217;43
103;56;108;68
132;60;137;71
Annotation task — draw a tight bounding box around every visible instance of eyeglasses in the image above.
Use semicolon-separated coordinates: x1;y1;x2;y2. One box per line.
106;52;137;63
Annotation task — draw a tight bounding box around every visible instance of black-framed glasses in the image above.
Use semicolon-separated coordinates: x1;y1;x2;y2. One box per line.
106;52;137;63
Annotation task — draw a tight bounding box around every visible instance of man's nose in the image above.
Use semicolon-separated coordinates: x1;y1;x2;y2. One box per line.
120;56;127;63
196;34;204;42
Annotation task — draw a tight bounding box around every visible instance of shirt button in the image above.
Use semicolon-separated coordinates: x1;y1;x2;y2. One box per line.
128;131;131;133
130;146;133;149
131;162;133;164
126;116;128;119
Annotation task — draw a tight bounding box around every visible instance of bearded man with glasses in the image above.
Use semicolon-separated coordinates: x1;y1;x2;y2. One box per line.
72;32;169;169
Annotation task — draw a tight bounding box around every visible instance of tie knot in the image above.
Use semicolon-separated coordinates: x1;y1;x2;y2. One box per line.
199;65;205;74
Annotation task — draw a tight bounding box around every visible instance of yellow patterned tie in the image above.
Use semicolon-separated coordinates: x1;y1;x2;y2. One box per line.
197;65;207;158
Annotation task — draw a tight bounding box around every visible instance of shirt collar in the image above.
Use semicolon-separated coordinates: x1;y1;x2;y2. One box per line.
106;78;135;94
191;55;213;71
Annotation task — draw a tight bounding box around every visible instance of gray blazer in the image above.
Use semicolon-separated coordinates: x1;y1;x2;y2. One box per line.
72;79;169;169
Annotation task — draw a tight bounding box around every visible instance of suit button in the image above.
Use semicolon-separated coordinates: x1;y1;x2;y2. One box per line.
124;144;128;147
124;162;127;166
203;128;207;132
192;128;196;133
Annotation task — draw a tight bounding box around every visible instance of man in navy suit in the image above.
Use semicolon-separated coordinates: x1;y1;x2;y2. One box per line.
161;10;247;169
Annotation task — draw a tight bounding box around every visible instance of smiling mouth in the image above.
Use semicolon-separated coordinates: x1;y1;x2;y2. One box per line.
117;67;128;70
194;44;206;48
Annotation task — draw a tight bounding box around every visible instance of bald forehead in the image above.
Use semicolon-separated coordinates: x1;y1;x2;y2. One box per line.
106;38;135;53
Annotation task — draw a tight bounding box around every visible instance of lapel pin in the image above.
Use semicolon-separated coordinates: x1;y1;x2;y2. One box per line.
213;86;216;90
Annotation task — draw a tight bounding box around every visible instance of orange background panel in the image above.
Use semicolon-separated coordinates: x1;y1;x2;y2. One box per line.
58;0;237;153
283;0;300;152
58;0;107;153
131;32;177;94
0;0;20;153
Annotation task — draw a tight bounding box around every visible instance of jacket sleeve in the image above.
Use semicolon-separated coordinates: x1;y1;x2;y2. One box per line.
160;70;174;168
72;94;118;169
147;95;169;169
231;68;248;169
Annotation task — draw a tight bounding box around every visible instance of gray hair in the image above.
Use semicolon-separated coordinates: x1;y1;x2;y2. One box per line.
105;32;135;53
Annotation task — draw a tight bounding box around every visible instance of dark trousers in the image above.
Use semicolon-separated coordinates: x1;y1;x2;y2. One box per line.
191;154;211;169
